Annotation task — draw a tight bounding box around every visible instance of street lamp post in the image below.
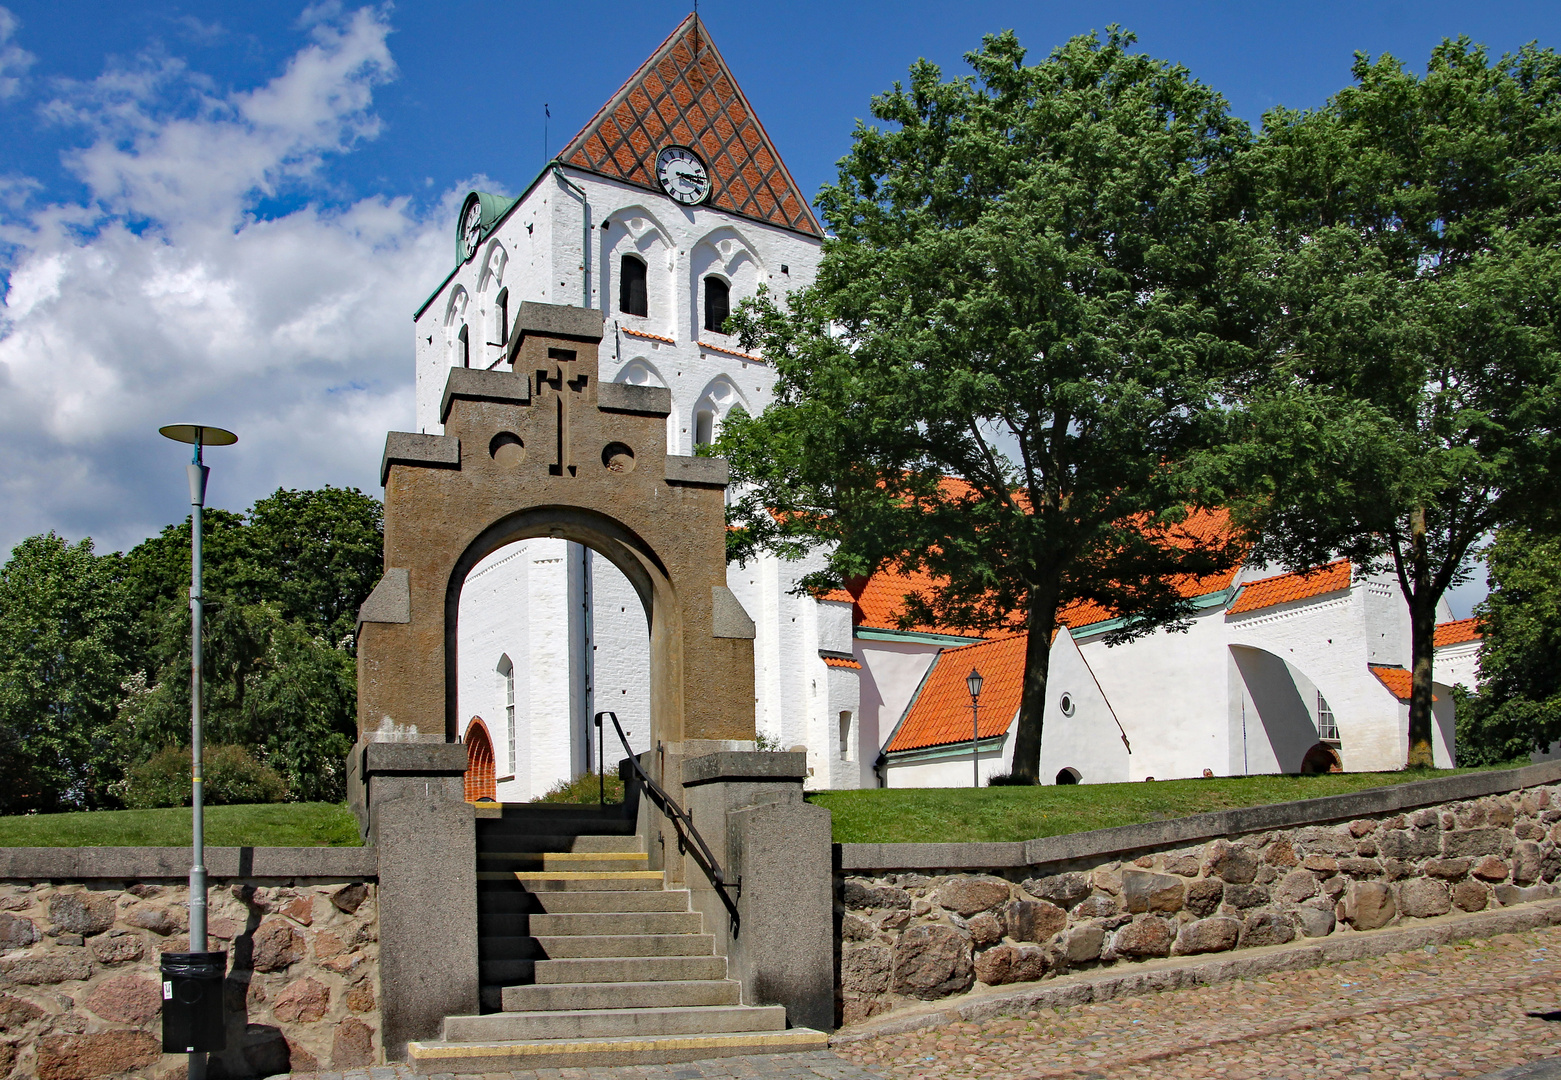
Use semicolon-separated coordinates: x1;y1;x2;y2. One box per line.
967;667;984;788
158;423;237;1080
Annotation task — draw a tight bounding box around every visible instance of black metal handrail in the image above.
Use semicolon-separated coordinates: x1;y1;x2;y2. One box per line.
595;711;740;933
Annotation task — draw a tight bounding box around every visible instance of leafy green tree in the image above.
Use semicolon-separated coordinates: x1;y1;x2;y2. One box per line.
720;29;1254;783
1455;528;1561;764
1233;40;1561;766
0;534;134;811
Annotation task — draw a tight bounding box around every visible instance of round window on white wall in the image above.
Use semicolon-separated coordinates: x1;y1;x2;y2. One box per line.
1059;692;1076;717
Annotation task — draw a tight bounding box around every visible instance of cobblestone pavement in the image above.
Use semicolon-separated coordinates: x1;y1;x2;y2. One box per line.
271;1049;883;1080
834;924;1561;1080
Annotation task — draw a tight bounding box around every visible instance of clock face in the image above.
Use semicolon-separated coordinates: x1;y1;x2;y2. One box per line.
656;146;710;205
460;196;484;261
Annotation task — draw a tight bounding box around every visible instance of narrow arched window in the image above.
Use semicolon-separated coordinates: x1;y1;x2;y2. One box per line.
458;324;470;368
694;409;715;447
703;276;730;333
619;255;648;317
498;655;516;774
495;287;510;351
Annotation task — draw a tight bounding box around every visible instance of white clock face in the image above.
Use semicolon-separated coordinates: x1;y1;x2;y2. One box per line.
461;198;483;261
656;147;710;205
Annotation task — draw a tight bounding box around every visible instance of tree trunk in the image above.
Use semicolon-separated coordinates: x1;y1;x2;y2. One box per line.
1406;509;1436;768
1010;576;1062;784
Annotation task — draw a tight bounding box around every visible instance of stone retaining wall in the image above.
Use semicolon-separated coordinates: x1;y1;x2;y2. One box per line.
836;764;1561;1026
0;848;377;1079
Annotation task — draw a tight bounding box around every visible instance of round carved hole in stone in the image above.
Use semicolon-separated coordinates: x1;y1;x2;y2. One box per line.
602;442;636;473
490;432;525;468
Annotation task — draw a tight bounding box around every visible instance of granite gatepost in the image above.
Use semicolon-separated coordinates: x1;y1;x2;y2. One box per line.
358;742;477;1060
677;752;834;1031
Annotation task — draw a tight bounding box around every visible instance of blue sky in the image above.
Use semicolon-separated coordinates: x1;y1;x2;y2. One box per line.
1;1;1555;612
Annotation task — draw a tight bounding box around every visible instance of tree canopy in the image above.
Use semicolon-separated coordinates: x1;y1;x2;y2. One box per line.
0;486;381;810
1231;39;1561;766
721;28;1256;782
1456;527;1561;765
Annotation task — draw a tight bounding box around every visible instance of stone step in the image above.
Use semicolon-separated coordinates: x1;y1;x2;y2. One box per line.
534;954;726;985
532;933;715;959
501;978;741;1013
529;910;703;936
479;958;535;986
535;889;691;914
477;890;691;925
478;935;542;960
478;872;662;892
407;1028;830;1073
442;1004;788;1042
473;833;648;854
480;851;650;873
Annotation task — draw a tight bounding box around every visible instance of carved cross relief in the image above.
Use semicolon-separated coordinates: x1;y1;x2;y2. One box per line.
536;347;589;476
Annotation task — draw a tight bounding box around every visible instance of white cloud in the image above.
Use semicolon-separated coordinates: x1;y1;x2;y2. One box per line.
0;7;36;100
0;5;456;556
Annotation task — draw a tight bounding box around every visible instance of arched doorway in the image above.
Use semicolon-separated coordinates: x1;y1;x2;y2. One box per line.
1300;742;1343;774
463;718;497;801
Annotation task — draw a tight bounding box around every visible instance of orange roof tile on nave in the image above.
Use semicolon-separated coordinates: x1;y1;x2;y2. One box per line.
1368;665;1437;702
558;14;822;238
1435;618;1483;648
884;635;1028;753
1228;560;1352;615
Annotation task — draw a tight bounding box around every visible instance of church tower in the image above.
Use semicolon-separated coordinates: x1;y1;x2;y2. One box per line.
410;15;859;800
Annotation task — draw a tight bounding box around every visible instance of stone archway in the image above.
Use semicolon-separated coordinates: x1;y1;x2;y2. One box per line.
356;301;757;754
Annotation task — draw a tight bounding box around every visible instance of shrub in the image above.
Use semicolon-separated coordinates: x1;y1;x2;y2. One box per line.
531;771;625;804
987;771;1035;787
122;745;289;809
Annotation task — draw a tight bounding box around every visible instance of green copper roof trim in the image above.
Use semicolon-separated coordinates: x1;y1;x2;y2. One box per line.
1068;586;1238;641
454;191;521;265
854;626;986;646
413;161;562;321
884;732;1010;765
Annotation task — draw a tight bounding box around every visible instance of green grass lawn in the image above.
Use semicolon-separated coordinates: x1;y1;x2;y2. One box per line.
0;802;362;848
810;766;1515;844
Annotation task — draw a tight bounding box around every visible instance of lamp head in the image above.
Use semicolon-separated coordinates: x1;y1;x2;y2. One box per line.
967;667;983;700
158;425;238;447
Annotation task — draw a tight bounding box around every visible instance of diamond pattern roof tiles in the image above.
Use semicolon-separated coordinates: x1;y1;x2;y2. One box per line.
558;15;822;238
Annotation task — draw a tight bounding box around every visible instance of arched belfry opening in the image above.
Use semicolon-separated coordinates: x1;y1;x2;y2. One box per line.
356;301;758;767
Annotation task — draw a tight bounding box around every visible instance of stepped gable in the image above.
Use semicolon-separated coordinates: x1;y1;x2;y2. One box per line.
559;14;822;238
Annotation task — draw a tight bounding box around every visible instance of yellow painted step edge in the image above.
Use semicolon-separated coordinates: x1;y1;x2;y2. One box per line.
407;1030;827;1060
480;852;649;861
512;870;665;880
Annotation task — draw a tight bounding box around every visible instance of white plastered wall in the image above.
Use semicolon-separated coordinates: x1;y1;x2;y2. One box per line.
1037;629;1131;785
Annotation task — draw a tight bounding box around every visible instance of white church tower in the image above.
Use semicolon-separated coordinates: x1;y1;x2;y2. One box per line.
410;15;861;800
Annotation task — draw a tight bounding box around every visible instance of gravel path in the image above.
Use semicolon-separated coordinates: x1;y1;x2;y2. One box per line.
833;923;1561;1080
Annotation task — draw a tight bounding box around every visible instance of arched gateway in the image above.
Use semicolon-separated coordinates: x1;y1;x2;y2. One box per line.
345;304;829;1062
355;301;756;752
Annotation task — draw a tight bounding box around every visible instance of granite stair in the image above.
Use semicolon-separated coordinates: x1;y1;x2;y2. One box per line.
405;801;826;1072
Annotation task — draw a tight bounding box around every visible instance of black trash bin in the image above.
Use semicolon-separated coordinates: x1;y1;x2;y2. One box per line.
160;951;227;1053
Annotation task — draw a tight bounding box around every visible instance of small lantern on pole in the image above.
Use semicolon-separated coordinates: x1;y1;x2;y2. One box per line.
967;667;984;788
157;423;237;1080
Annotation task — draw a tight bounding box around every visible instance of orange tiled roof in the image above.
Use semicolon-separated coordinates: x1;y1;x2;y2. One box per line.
559;15;822;238
839;563;987;639
622;326;675;344
1056;508;1243;630
885;634;1027;753
822;655;862;669
1369;665;1437;702
1435;618;1483;648
1228;560;1351;615
699;340;764;362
